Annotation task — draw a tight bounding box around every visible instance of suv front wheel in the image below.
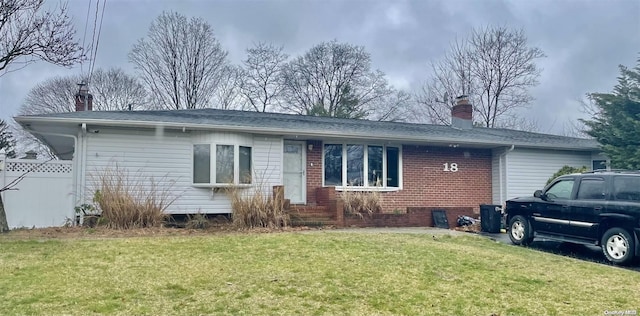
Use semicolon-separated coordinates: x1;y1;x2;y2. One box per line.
509;215;533;246
601;227;635;265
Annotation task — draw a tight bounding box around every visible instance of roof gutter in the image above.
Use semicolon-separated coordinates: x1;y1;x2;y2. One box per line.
14;116;599;151
16;115;487;143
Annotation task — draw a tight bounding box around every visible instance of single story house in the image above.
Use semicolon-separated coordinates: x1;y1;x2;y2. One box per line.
12;94;604;227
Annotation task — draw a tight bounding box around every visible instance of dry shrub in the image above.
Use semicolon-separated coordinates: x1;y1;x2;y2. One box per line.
185;213;210;229
226;186;289;229
92;164;177;229
342;190;382;218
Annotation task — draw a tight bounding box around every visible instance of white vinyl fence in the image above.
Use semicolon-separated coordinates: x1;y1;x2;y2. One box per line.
0;151;74;229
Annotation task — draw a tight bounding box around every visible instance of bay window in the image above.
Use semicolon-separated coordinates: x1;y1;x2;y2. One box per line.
193;144;252;186
324;143;401;189
239;146;252;184
216;145;234;183
193;145;211;184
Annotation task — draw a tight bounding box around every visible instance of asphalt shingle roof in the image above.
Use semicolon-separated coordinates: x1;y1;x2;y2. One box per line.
16;108;599;151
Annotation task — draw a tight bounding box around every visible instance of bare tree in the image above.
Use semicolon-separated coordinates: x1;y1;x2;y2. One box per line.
0;0;83;75
416;26;545;129
0;0;84;232
240;42;288;112
369;90;413;122
129;11;229;110
19;67;148;114
19;76;78;114
0;120;16;158
415;40;474;124
495;114;539;132
281;40;395;119
561;96;600;137
8;124;55;159
213;65;244;110
15;68;148;158
89;68;150;111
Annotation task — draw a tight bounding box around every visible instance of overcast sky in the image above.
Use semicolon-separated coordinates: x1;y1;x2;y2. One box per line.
0;0;638;135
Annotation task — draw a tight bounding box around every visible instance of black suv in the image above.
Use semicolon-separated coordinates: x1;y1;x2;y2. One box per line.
505;171;640;265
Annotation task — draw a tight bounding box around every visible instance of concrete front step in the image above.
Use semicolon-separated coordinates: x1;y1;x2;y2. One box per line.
288;204;338;226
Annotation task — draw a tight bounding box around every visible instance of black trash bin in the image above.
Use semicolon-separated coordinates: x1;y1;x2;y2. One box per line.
480;204;502;233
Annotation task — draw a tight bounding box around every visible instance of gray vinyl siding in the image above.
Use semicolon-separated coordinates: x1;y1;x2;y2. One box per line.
83;128;284;214
252;135;283;196
491;148;507;204
504;148;592;200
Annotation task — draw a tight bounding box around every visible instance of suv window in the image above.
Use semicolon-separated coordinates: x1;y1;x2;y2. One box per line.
576;178;605;200
613;176;640;201
546;179;574;199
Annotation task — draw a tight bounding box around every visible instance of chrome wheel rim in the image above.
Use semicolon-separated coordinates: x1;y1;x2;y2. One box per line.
605;234;628;260
511;221;525;241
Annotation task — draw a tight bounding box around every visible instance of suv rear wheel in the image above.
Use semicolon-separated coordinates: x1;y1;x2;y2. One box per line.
601;227;635;265
509;215;533;246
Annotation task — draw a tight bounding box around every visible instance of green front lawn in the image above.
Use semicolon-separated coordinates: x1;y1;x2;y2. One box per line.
0;230;638;315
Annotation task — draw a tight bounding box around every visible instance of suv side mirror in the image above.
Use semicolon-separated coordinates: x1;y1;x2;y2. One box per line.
534;190;551;201
534;190;544;199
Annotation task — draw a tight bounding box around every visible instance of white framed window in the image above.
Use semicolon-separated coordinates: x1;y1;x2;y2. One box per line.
592;159;607;171
193;144;252;186
323;143;401;190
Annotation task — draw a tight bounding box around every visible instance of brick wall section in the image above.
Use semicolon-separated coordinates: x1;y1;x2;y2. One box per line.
290;205;336;219
315;187;335;206
343;207;474;228
305;140;323;205
289;192;477;228
384;145;492;213
304;144;493;213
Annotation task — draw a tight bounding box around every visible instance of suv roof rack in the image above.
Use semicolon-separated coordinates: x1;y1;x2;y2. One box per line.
583;169;640;174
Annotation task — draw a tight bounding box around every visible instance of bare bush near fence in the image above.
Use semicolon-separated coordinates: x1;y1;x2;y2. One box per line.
227;185;289;229
342;190;382;219
92;164;178;229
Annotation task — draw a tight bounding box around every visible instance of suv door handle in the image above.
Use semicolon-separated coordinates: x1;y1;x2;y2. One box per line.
594;206;602;211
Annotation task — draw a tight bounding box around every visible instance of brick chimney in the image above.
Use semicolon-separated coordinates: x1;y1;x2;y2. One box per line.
75;83;93;111
451;95;473;129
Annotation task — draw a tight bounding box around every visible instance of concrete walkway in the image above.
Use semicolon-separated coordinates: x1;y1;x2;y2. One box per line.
310;226;473;236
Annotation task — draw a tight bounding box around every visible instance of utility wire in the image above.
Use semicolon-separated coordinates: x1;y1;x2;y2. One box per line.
89;0;107;84
87;0;100;84
80;0;93;76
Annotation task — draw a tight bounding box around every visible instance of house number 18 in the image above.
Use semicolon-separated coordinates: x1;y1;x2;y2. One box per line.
443;163;459;172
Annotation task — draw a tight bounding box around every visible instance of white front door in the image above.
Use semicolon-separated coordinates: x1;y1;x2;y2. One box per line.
283;141;306;204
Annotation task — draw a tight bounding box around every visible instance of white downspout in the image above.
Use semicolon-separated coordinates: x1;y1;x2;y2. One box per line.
80;123;88;205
